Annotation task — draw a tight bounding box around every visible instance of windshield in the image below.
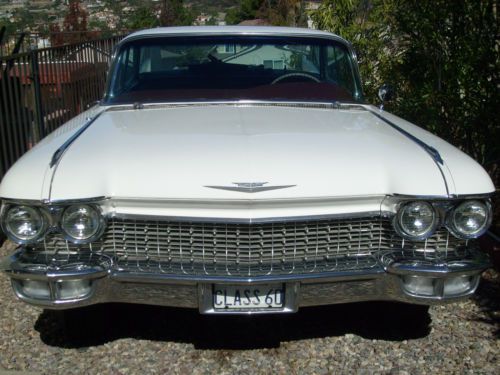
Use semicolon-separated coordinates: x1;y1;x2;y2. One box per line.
104;36;363;104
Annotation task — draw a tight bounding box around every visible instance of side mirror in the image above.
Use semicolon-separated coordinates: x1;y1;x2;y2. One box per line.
378;84;395;109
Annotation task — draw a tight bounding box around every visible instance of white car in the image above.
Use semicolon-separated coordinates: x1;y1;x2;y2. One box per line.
0;27;494;314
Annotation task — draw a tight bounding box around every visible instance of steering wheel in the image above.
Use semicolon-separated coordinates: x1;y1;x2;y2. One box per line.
271;72;321;85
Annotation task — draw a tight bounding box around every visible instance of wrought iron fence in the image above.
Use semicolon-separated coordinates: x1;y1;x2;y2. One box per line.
0;30;130;57
0;35;125;182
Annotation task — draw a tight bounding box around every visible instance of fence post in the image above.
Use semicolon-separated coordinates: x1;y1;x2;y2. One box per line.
29;47;44;142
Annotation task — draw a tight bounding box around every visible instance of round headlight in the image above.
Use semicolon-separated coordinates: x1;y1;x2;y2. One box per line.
449;200;491;239
61;205;103;242
3;205;46;243
396;201;437;240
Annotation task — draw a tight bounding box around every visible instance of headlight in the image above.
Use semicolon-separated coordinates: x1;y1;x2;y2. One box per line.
395;201;437;240
61;204;103;243
448;200;491;239
2;205;46;243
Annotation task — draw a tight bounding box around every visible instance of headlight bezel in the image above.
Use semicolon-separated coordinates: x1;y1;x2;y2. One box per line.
391;197;492;242
393;200;439;241
0;204;49;244
446;200;492;239
1;200;106;245
59;204;106;244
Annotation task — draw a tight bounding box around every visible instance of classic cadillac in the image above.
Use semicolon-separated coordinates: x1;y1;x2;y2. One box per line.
0;27;494;314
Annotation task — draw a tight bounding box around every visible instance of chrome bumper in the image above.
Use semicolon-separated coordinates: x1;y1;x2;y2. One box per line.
0;248;490;314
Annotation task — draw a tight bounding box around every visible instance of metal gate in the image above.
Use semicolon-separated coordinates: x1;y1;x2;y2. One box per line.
0;34;124;181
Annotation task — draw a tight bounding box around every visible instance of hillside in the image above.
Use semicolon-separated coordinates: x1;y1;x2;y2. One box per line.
186;0;240;15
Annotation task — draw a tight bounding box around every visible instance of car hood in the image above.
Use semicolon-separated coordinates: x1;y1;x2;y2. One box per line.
44;104;453;201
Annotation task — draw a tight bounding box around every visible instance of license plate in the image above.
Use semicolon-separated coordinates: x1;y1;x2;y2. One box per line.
212;284;285;310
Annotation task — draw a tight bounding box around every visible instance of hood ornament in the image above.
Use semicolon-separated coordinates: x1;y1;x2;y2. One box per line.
205;182;296;193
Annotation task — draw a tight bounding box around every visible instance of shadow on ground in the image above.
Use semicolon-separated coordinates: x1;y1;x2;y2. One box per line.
474;234;500;339
35;301;431;350
472;275;500;339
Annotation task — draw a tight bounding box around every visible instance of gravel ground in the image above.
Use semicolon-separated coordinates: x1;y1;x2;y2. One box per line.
0;240;499;375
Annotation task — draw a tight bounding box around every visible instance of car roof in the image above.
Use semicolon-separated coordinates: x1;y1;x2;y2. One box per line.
122;26;347;44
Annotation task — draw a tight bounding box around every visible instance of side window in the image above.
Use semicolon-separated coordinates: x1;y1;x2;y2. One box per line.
326;46;355;94
139;47;151;73
114;46;139;94
123;48;137;87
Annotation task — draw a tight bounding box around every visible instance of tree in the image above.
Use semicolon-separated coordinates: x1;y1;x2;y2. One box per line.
159;0;194;26
225;8;242;25
311;0;397;101
48;23;64;47
10;4;35;33
311;0;499;186
260;0;307;27
87;19;114;38
63;0;88;32
391;0;499;182
226;0;307;26
0;21;17;38
62;0;89;43
205;16;218;26
225;0;264;25
48;0;94;46
126;6;159;30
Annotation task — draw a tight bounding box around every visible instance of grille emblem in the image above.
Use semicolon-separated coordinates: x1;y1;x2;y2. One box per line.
205;182;296;193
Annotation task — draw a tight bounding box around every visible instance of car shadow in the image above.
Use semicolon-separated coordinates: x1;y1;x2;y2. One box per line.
471;275;500;339
35;301;431;350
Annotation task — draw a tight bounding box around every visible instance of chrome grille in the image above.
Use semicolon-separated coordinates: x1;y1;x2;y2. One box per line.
32;217;467;277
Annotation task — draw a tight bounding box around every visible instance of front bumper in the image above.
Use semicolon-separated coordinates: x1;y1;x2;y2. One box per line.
0;247;491;314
